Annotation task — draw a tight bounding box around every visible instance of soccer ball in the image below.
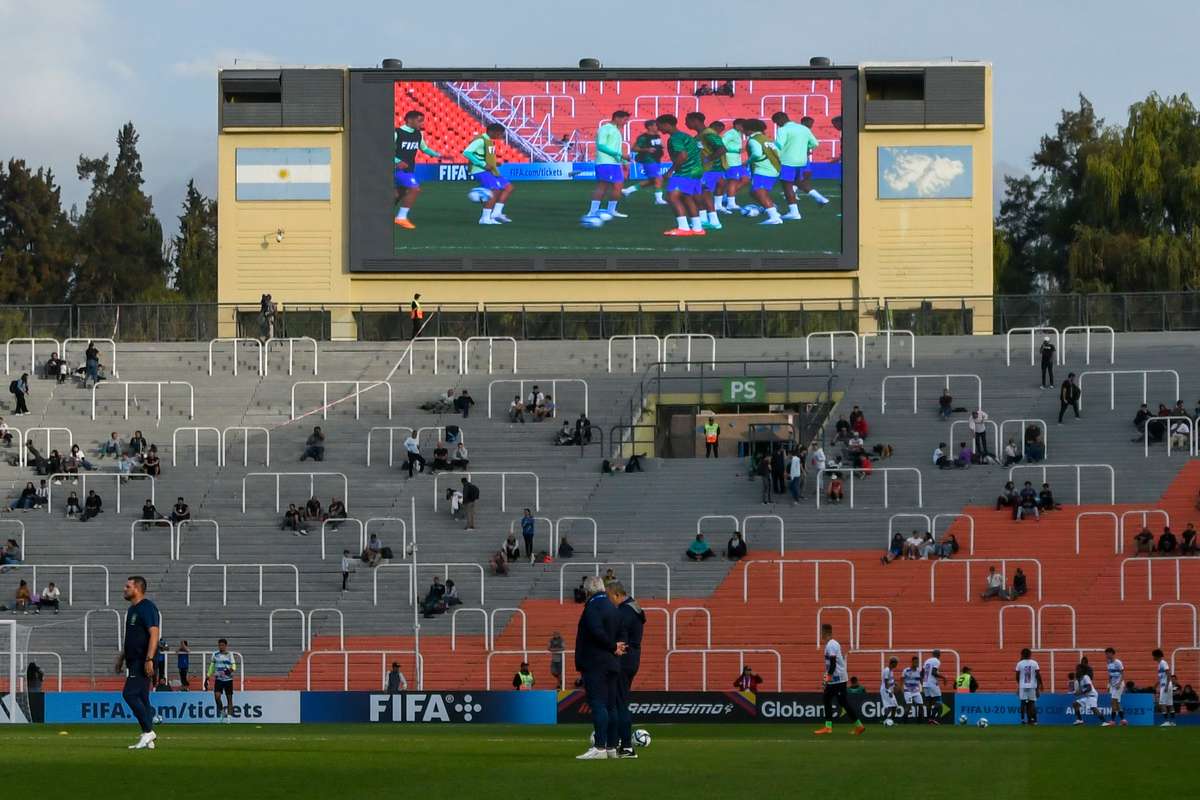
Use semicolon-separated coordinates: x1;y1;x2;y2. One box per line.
467;187;493;204
977;718;989;728
596;210;615;222
580;214;605;228
740;205;761;218
883;718;895;727
958;714;968;725
633;728;651;747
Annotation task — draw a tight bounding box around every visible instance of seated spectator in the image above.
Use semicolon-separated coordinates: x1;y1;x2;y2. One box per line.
117;453;134;483
918;532;938;559
142;446;161;476
303;496;323;522
0;417;11;447
847;433;865;455
508;396;525;423
1023;425;1045;462
32;480;47;508
35;582;61;614
527;386;545;414
444;424;462;445
1003;439;1021;467
62;449;80;477
903;531;923;559
996;481;1018;511
1181;523;1198;556
603;568;617;586
686;534;715;561
537;395;556;420
451;441;469;470
491;550;510;576
281;503;306;535
1131;403;1153;442
734;666;764;691
142;499;164;522
79;489;102;521
1178;684;1200;713
572;576;587;602
934;533;959;559
938;389;953;419
45;449;63;479
14;579;32;613
65;491;81;517
726;531;748;560
300;426;325;462
955;441;972;468
327;498;347;522
855;453;873;480
827;474;844;504
1134;526;1154;555
444;579;462;607
933;442;952;469
1038;483;1061;511
1015;481;1040;521
453;389;476;418
881;532;904;565
99;432;123;459
1011;568;1028;598
429;441;451;473
420;576;446;617
625;453;644;473
1173;400;1188;418
5;482;37;512
503;534;521;563
849;405;868;437
557;536;575;559
363;533;384;567
1170;419;1191;451
445;486;463;518
420;388;456;413
980;566;1011;601
0;538;22;569
44;352;66;383
832;416;851;443
169;497;191;524
71;447;96;472
1157;526;1178;555
554;421;576;446
848;676;866;694
128;430;147;460
575;414;593;444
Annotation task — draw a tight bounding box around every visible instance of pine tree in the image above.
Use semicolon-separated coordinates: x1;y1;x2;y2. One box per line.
171;180;217;301
74;122;168;303
0;159;74;303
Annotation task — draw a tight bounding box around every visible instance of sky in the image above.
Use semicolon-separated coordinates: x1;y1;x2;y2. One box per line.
1;0;1196;227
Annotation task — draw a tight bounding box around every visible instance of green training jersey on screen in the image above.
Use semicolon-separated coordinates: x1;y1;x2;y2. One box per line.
747;133;781;177
667;131;704;178
595;121;625;165
696;128;724;172
775;121;819;167
633;132;663;164
721;129;743;168
462;134;494;175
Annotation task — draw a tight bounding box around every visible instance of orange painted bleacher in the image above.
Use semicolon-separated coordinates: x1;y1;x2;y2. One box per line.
393;82;523;166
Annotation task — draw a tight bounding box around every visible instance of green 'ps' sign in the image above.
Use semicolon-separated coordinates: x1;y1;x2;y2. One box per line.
723;378;766;402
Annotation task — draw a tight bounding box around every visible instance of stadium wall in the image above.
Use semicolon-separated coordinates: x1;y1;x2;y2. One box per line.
216;64;993;336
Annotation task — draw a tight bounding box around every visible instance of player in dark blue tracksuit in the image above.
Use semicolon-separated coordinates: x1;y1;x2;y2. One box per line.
574;576;626;758
608;581;645;757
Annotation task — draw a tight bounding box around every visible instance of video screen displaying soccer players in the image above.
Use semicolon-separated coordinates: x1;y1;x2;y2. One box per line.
390;78;843;257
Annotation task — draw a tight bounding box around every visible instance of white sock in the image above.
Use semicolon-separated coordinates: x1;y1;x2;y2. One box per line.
788;203;800;216
493;202;505;216
622;185;637;196
588;200;601;215
767;206;782;220
675;216;689;230
396;207;410;220
808;189;829;204
690;217;703;231
726;196;739;209
714;195;726;210
708;212;722;229
606;200;618;213
480;207;493;221
654;191;664;202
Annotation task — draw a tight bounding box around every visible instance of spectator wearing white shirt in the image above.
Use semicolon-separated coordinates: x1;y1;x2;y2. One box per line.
508;395;526;424
36;582;61;614
933;442;951;469
403;433;426;477
980;566;1011;600
968;408;990;458
787;448;805;503
386;662;408;693
810;444;827;476
341;550;355;592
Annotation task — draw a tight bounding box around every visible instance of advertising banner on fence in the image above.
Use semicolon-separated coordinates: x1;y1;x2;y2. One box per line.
300;691;557;724
755;693;955;724
955;692;1156;726
44;692;300;724
557;690;759;723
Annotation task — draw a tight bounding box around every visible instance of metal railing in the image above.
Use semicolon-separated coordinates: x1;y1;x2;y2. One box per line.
185;563;300;606
291;380;392;420
365;426;465;467
3;564;110;605
881;374;982;414
1078;369;1180;411
1037;603;1077;649
1061;325;1115;365
268;608;305;651
1144;416;1195;457
489;607;528;651
372;563;415;607
1158;603;1198;648
5;338;60;375
433;471;539;512
464;336;518;374
805;330;859;368
307;607;345;650
208;337;263;376
486;378;588;418
815;466;923;509
1120;510;1171;555
172;426;223;467
998;604;1037;649
222;426;271;467
47;472;153;515
816;606;854;646
998;418;1048;460
741;558;856;602
671;607;713;649
450;608;489;651
1074;511;1119;555
264;336;318;376
607;335;662;373
305;649;424;691
662;333;716;372
929;558;1043;602
1007;463;1115;505
665;648;783;691
557;562;671;603
91;380;194;421
854;606;894;649
320;518;364;560
130;519;174;560
484;649;573;691
1006;327;1060;366
860;329;916;368
398;337;463;375
241;472;349;513
21;426;73;468
176;519;220;560
553;516;598;558
1120;556;1200;601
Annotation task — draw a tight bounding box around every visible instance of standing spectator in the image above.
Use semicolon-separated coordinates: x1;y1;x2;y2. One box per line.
36;582;60;614
703;416;720;458
758;452;772;505
938;389;953;419
81;489;103;522
128;430;147;460
386;662;408;693
341;549;355;592
300;426;325;462
409;293;423;339
1039;336;1056;389
177;641;190;689
26;661;43;691
14;579;31;613
1059;373;1081;423
734;665;763;691
461;478;479;530
520;509;536;562
549;632;566;685
771;447;787;496
454;389;475;419
810;443;827;476
84;341;101;387
260;294;277;340
10;373;29;416
403;432;426;477
512;661;535;690
788;446;806;503
969;409;990;458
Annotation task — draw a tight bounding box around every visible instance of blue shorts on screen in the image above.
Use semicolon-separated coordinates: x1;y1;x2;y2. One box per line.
594;164;624;183
393;168;419;188
724;166;749;180
475;173;511;191
751;175;778;191
666;176;701;196
637;162;663;179
779;165;809;182
701;171;723;192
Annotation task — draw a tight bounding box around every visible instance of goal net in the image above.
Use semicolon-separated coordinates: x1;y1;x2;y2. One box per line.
0;620;32;723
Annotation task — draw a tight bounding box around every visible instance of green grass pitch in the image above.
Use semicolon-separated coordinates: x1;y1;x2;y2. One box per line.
392;179;842;258
4;723;1191;798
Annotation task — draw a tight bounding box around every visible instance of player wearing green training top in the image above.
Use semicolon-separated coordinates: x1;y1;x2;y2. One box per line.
463;123;515;225
793;116;831;206
622;119;668;205
655;114;706;237
586;110;631;220
393;110;445;229
744;118;783;225
685;112;724;231
771;111;821;220
719;119;749;212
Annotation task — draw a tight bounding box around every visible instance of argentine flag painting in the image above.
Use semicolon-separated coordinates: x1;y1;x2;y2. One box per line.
236;147;331;201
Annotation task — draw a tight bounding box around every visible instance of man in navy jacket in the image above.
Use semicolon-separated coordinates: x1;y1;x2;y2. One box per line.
608;580;645;758
574;574;626;759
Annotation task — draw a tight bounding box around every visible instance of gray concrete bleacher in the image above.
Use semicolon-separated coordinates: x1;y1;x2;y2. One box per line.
2;331;1194;686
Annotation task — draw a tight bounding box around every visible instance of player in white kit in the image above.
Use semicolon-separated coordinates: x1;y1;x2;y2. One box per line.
879;657;900;724
921;649;946;724
1070;670;1100;725
1102;647;1127;727
814;624;865;735
1014;647;1043;725
901;656;923;721
1153;648;1176;726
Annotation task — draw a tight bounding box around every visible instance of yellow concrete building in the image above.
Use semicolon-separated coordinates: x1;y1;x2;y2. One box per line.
217;62;993;336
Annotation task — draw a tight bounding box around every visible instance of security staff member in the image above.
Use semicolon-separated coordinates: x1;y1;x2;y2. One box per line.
956;666;978;693
703;416;720;458
607;580;645;758
409;293;423;339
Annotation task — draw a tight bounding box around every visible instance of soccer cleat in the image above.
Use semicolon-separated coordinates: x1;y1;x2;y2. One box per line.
1101;721;1115;727
576;746;608;760
813;726;833;735
759;218;784;225
1160;721;1173;727
493;214;513;223
653;199;669;206
1119;719;1129;726
689;229;707;236
478;218;501;225
607;211;628;218
393;218;416;229
663;229;693;237
716;207;734;215
781;211;803;220
1073;719;1084;726
129;731;157;750
850;724;866;735
617;748;638;759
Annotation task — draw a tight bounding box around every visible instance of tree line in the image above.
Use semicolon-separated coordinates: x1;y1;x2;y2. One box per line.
0;122;216;306
995;91;1200;294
